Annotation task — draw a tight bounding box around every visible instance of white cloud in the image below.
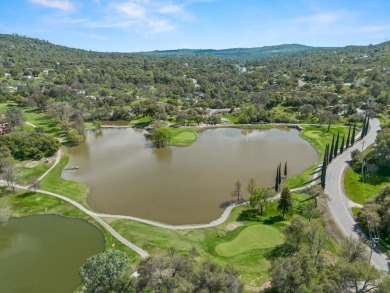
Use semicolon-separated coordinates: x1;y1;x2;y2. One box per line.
158;4;184;14
88;34;109;41
110;2;146;19
291;11;346;26
362;25;390;32
29;0;75;11
95;0;192;33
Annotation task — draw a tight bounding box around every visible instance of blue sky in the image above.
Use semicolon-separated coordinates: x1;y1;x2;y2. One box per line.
1;0;389;52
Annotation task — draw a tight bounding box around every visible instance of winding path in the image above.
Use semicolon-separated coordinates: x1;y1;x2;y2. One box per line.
3;120;389;267
325;118;389;272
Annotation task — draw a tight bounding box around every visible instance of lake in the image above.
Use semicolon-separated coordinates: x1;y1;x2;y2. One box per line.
64;127;318;224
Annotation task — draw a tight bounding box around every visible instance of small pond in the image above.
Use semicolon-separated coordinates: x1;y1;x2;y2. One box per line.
0;215;104;293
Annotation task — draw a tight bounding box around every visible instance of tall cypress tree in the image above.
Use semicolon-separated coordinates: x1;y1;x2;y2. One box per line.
278;163;282;184
284;161;287;177
351;124;356;145
346;125;351;149
340;135;345;154
364;119;370;136
329;134;335;163
321;144;329;188
361;116;367;139
334;132;340;158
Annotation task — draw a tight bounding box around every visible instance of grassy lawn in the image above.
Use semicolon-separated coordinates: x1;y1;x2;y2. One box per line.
0;102;63;137
222;113;239;124
2;188;139;264
107;205;283;287
344;167;390;204
285;124;351;189
170;127;197;147
15;160;53;185
39;155;90;206
129;117;151;127
215;225;284;256
106;193;314;287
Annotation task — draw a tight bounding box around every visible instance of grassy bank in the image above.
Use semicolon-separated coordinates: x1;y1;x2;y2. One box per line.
285;124;351;189
39;155;90;206
344;167;390;204
15;159;53;185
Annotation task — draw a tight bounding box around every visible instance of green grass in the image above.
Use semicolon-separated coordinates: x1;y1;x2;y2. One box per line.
352;207;361;217
107;204;288;286
129;117;151;127
285;124;351;188
15;160;53;185
344;167;390;204
0;102;63;137
222;113;239;124
170;127;197;147
39;155;90;206
21;107;63;136
215;225;284;256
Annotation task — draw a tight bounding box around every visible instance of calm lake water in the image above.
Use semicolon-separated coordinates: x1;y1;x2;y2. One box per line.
0;215;104;293
64;127;318;224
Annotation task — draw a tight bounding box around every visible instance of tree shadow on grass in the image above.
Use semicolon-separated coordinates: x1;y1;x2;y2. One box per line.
265;243;290;260
263;215;284;225
15;191;36;199
237;209;261;222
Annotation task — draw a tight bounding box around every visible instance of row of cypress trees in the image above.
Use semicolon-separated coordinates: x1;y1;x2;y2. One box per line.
321;117;370;188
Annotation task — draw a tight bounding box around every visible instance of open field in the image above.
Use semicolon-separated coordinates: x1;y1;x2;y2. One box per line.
344;167;390;204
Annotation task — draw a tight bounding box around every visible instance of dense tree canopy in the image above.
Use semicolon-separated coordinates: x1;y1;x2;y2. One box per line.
0;131;60;160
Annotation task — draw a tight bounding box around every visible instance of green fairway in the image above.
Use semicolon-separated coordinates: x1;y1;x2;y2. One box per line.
171;128;197;146
215;224;284;256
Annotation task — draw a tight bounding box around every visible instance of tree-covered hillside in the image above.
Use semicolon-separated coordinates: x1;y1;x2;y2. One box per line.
0;33;389;139
137;44;337;59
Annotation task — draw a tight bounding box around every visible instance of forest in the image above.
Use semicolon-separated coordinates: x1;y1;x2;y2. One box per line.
0;34;389;141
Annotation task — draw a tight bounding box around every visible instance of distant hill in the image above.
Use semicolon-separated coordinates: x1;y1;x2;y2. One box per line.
137;44;338;59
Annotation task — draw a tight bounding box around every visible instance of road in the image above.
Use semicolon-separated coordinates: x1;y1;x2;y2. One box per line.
2;119;388;266
325;118;389;272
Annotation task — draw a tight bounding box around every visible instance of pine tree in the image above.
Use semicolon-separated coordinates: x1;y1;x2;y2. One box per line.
329;135;335;163
346;125;351;148
334;132;339;158
278;187;293;219
340;135;345;154
351;124;356;145
284;161;287;177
